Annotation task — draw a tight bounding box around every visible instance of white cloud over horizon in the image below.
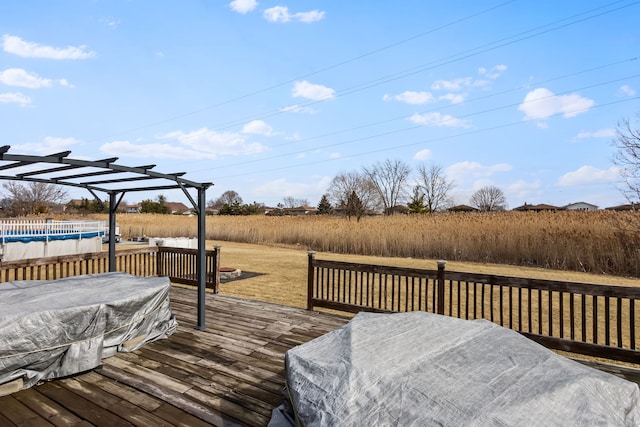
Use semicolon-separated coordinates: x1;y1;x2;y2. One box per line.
242;120;274;136
574;128;615;140
557;165;620;187
0;68;51;88
0;92;30;105
409;111;469;128
518;88;595;121
2;34;95;59
229;0;258;14
14;136;81;154
385;91;435;105
101;128;267;160
292;80;335;101
446;161;512;186
253;175;332;203
618;85;636;97
263;6;325;23
413;149;432;161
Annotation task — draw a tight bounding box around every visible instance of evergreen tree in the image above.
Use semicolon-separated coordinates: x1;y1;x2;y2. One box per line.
317;194;332;215
346;191;365;222
407;186;427;214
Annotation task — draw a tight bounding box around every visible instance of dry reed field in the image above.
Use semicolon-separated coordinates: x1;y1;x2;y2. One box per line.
87;210;640;278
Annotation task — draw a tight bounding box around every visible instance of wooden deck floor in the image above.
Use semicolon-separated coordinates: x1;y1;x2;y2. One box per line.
3;286;640;426
0;286;349;427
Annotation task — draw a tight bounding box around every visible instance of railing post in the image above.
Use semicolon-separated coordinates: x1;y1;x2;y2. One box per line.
307;251;316;310
213;244;221;294
437;260;447;315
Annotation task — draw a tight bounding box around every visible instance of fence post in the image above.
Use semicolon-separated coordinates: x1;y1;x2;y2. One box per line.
307;251;316;310
437;260;447;315
213;244;221;294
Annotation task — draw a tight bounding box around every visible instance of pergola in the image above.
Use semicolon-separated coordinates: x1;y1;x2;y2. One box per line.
0;146;213;329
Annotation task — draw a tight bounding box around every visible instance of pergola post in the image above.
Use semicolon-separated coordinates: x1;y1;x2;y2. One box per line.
196;186;207;330
108;192;117;272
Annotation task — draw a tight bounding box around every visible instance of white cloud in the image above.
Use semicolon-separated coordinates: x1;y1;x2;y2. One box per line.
263;6;325;23
0;92;30;106
101;128;267;160
100;17;120;28
431;77;473;92
478;64;507;79
439;93;466;104
242;119;273;136
393;91;435;105
2;34;95;59
505;179;542;201
518;88;595;120
408;112;469;128
574;128;615;139
253;176;332;201
14;136;81;154
280;104;317;114
292;80;335;101
329;152;341;159
0;68;51;88
557;165;620;187
446;161;512;186
229;0;258;14
619;85;636;97
413;149;432;161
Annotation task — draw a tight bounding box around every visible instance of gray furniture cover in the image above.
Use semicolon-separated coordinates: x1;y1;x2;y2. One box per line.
272;311;640;426
0;272;177;394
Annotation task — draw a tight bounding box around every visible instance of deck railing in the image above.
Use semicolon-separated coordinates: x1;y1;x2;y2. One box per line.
307;252;640;363
0;246;220;291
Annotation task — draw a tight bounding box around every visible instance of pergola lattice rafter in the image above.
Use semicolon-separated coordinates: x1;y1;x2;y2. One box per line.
0;145;212;329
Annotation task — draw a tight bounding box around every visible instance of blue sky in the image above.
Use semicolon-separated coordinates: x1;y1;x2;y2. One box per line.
1;0;638;209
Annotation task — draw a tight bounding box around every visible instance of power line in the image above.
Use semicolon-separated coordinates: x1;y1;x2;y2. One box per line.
184;0;640;135
197;59;638;172
89;1;517;142
210;96;640;180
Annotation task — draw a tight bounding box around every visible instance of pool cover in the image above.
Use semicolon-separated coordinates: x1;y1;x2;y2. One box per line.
0;272;177;395
271;311;640;426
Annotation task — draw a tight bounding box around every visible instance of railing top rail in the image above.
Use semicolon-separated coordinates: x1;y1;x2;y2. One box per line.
312;258;440;277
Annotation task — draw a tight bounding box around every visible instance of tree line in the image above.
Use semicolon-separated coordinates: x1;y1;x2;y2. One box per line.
209;160;507;219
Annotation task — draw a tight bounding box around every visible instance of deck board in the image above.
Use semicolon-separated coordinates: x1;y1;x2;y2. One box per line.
2;285;639;426
0;287;348;426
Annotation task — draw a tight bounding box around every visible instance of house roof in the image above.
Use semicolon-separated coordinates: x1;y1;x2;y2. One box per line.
448;204;479;212
512;203;562;211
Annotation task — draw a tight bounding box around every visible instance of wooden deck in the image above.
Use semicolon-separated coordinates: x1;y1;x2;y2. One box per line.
0;286;349;427
2;286;640;426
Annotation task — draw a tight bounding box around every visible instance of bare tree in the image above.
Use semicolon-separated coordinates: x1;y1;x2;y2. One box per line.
362;159;411;215
209;190;243;209
470;185;507;212
282;196;309;208
612;114;640;202
416;164;455;213
1;181;68;216
326;171;381;213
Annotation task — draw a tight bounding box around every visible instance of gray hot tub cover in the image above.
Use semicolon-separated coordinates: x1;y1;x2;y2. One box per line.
273;311;640;426
0;272;177;394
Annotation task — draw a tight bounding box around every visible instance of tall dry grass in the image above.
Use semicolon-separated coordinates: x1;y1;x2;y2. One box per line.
81;210;640;278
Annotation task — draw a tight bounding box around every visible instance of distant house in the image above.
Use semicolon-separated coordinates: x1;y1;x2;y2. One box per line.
122;204;141;214
564;202;598;211
386;205;409;215
605;203;638;211
164;202;190;215
283;205;318;216
447;204;479;212
512;203;562;212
